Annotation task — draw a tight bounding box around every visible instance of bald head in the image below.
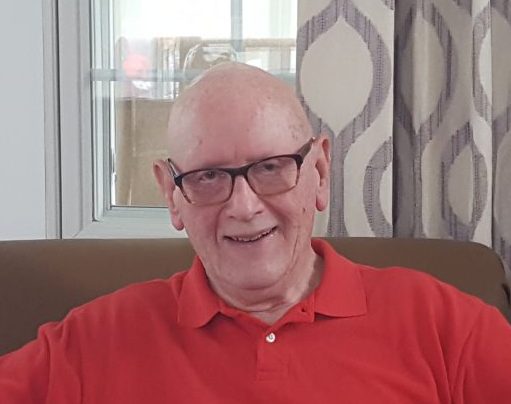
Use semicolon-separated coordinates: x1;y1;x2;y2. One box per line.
166;62;312;162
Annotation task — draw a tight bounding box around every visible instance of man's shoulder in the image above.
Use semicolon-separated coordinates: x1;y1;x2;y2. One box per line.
27;269;194;370
316;238;493;322
357;263;477;304
353;262;493;330
318;238;482;308
61;269;190;327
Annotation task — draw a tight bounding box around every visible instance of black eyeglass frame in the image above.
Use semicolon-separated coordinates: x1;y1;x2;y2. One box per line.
167;137;316;205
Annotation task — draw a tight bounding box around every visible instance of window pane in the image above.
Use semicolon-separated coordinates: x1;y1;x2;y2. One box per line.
91;0;297;209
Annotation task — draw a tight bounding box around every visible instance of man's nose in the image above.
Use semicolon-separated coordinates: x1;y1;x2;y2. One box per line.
224;175;264;220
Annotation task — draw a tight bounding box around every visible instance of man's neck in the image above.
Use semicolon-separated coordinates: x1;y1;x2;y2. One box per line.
210;252;324;325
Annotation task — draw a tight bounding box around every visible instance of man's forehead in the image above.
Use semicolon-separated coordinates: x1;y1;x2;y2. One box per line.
167;63;311;161
170;114;299;170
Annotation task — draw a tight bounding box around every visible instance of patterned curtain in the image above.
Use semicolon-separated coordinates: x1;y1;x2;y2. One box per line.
298;0;511;275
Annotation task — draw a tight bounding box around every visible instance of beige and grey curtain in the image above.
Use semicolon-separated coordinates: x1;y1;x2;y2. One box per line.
298;0;511;275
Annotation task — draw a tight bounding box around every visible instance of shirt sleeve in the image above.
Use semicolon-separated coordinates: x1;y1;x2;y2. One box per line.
0;322;82;404
452;305;511;403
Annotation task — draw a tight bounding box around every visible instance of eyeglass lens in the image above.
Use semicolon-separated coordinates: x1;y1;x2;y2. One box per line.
182;156;299;205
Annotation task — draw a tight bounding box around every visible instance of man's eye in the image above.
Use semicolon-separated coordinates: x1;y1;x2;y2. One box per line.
185;170;228;187
198;170;219;182
261;163;278;171
255;159;284;174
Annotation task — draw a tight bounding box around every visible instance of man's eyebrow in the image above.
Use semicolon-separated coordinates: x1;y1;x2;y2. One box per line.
184;154;279;172
170;160;231;174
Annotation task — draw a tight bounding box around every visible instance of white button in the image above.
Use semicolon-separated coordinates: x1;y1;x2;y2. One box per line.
265;332;276;343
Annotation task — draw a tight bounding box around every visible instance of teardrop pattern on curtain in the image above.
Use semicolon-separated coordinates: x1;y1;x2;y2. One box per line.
297;0;393;237
440;123;487;240
297;0;511;274
490;0;511;273
394;0;457;238
363;139;393;236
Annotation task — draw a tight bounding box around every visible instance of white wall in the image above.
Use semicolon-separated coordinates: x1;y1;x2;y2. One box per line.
0;0;46;240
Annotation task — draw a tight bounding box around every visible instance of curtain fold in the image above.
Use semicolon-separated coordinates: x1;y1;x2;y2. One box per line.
298;0;511;275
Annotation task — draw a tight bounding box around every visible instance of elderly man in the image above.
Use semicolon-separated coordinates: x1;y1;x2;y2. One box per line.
1;63;511;403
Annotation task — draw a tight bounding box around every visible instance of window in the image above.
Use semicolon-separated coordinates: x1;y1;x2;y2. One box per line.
57;0;296;238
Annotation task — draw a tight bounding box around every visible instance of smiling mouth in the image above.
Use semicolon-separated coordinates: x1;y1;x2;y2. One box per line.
225;227;277;243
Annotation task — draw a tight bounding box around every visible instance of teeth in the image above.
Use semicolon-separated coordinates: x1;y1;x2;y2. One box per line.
230;228;273;242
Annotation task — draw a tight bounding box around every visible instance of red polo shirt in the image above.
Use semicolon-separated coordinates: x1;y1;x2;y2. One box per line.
1;239;511;403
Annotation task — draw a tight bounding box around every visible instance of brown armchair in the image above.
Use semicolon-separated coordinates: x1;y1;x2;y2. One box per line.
0;237;509;356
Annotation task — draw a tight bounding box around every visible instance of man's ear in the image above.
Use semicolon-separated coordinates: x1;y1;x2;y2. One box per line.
314;134;331;212
153;159;184;230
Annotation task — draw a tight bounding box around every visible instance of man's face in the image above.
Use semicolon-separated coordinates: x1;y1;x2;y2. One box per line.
159;79;329;295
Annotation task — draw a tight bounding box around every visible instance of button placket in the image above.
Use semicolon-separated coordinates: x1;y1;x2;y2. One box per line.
265;332;276;343
256;329;288;380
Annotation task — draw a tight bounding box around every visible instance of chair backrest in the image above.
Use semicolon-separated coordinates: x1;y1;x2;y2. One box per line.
0;237;509;355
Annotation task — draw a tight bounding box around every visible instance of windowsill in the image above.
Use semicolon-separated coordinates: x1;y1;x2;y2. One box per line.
74;207;186;239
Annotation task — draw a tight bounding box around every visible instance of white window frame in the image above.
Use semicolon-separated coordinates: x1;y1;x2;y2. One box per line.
45;0;180;239
42;0;61;239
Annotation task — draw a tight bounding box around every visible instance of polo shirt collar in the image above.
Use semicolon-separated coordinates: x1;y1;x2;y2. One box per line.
177;256;221;328
311;239;367;318
177;239;368;327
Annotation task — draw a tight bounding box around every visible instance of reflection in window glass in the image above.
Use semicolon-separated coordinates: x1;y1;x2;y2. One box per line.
92;0;297;208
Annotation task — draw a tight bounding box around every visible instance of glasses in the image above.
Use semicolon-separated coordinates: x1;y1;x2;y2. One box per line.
167;137;315;206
